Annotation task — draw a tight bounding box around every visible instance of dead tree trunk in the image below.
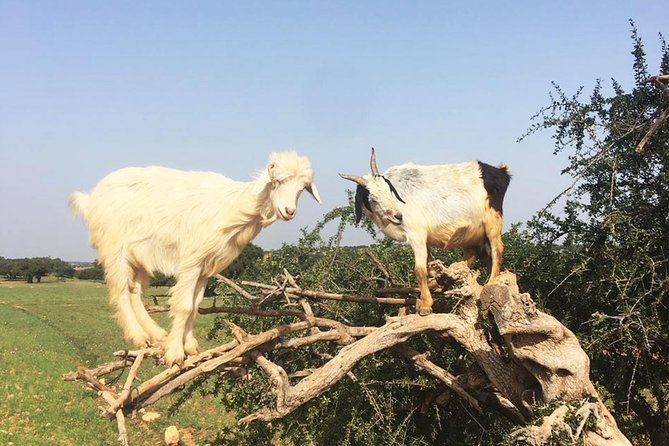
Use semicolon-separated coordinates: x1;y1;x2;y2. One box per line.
64;262;631;445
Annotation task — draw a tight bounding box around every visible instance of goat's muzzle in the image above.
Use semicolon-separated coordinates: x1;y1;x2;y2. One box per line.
278;207;296;221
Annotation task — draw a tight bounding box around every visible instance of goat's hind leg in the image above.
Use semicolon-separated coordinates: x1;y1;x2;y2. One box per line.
105;258;151;348
130;268;168;345
483;211;505;281
462;247;478;268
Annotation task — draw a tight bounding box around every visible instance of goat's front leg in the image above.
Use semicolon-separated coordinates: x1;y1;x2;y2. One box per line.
164;268;203;367
409;236;432;316
183;277;208;356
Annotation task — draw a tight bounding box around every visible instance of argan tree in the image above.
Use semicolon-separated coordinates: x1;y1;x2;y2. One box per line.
513;22;669;445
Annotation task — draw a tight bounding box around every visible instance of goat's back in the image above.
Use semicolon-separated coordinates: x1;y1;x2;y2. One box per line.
384;161;489;222
75;167;255;272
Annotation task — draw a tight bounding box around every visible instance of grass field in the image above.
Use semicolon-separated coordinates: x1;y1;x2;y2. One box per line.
0;277;234;446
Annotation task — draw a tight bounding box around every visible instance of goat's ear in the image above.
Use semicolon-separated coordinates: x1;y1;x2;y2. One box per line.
306;183;322;204
354;185;370;225
354;191;364;225
267;162;277;183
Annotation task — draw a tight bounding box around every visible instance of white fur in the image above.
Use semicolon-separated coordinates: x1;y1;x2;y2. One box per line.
70;151;321;366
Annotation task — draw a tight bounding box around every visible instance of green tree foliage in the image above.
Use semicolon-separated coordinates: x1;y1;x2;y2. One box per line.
516;22;669;445
220;243;265;280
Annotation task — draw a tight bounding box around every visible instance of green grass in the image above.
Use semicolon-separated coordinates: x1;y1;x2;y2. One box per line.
0;277;234;446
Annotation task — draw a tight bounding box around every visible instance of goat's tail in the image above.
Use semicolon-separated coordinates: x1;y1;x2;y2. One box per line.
68;191;90;219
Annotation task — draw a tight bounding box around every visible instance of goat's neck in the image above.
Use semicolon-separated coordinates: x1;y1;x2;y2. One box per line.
251;171;278;226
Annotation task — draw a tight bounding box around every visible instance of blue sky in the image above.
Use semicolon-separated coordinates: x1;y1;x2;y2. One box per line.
1;1;667;261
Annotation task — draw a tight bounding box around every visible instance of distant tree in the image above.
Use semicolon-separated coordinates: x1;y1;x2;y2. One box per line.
75;261;105;281
14;258;36;283
0;257;9;279
52;260;75;279
0;257;75;282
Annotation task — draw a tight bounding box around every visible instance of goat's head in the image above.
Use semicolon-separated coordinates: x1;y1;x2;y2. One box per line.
267;151;322;221
340;148;405;226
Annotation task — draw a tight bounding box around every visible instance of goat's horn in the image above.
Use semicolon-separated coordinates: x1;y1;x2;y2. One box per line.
306;183;322;204
370;147;379;177
339;173;368;186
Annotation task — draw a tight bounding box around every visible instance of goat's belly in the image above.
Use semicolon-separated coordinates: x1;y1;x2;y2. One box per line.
428;225;485;249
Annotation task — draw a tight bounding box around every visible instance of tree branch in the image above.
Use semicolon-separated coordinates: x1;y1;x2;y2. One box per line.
64;263;631;445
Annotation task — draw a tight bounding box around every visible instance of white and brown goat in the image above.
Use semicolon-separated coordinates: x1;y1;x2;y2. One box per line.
341;149;510;315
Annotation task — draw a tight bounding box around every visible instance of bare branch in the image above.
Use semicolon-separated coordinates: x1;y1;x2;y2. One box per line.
242;280;416;306
100;391;128;446
365;249;395;286
104;351;145;417
635;105;669;153
395;345;482;413
216;273;262;301
239;313;470;424
646;74;669;100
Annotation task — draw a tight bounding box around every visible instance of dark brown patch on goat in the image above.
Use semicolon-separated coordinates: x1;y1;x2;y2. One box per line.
478;162;511;215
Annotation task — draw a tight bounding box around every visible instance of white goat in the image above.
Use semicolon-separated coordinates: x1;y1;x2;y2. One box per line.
70;151;321;366
341;149;510;315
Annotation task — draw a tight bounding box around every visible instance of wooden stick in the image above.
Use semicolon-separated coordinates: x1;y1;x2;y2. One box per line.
63;359;133;381
147;304;308;319
238;313;470;424
101;391;128;446
216;274;262;301
127;320;317;409
241;280;416;306
104;351;145;417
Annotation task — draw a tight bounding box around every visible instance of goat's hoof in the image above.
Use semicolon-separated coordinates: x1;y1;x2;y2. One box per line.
163;348;186;368
417;307;432;316
184;339;200;357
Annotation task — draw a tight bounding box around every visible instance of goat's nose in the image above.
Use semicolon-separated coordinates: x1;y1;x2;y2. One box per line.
285;207;296;217
395;212;403;222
